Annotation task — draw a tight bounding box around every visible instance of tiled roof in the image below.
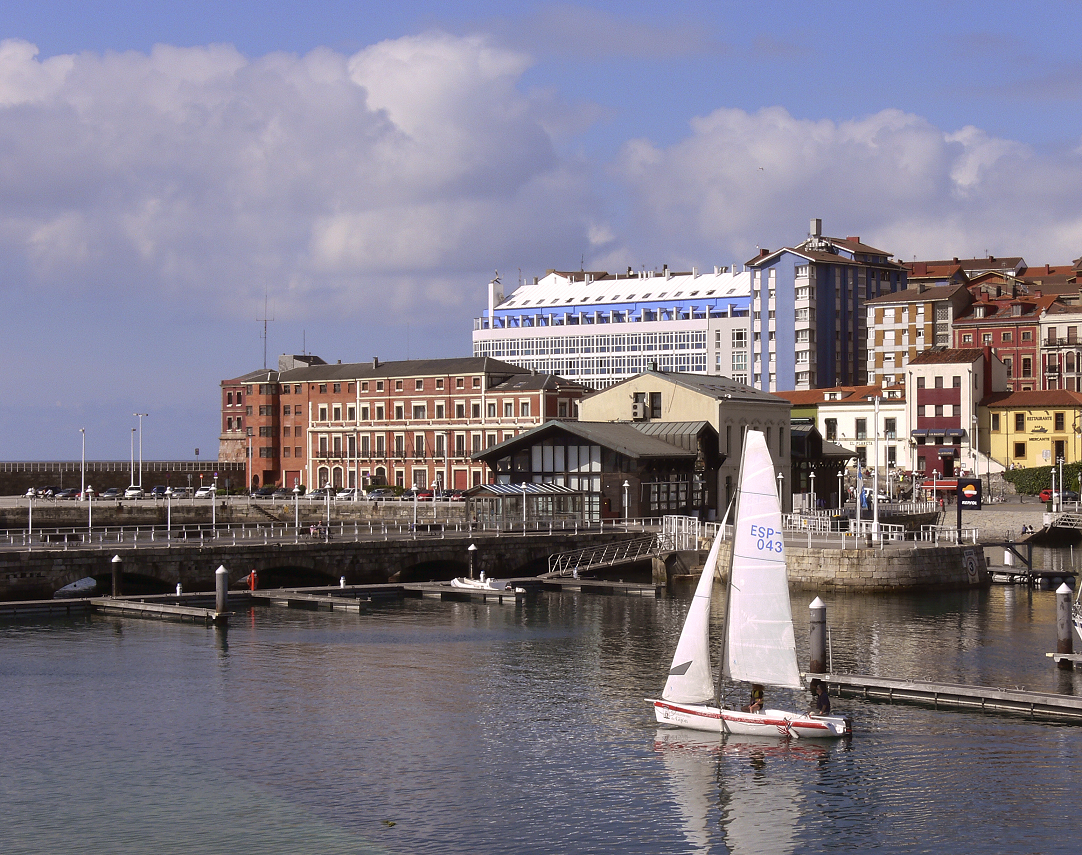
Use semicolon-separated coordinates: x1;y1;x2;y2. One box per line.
773;385;902;405
908;347;985;365
981;390;1082;408
865;283;967;305
472;419;698;462
276;356;531;382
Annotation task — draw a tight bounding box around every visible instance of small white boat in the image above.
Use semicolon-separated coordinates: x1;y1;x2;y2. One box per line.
450;572;509;591
649;429;849;739
1073;586;1081;645
54;576;98;598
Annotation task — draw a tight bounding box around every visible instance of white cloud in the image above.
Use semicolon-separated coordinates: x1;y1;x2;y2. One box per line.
610;105;1082;266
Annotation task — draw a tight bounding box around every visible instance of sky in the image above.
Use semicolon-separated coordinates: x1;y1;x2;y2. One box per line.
4;1;1082;460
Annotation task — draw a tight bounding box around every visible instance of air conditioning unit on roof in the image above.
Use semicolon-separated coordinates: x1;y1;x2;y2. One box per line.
631;402;647;420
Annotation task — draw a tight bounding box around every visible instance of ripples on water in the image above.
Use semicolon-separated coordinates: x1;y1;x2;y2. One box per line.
2;582;1081;854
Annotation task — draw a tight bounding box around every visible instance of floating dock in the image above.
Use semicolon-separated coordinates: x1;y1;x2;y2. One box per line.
541;578;662;597
249;590;371;612
88;598;227;625
403;582;527;604
816;672;1082;724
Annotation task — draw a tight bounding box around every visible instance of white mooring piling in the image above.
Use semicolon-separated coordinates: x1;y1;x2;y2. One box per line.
809;597;827;674
215;565;228;614
1057;583;1074;670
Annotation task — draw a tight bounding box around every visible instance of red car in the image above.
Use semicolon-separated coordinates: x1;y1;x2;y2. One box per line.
416;489;435;501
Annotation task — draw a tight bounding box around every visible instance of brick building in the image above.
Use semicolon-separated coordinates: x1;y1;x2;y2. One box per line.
220;355;588;492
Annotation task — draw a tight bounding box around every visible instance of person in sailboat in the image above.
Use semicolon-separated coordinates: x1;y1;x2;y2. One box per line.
744;684;765;713
809;680;831;716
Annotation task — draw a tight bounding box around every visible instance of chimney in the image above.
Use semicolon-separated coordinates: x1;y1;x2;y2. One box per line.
758;248;770;258
847;236;860;244
372;357;379;369
810;218;822;237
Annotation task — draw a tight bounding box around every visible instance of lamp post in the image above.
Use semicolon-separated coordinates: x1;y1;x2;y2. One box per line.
80;428;85;499
468;542;477;579
522;482;528;530
87;484;93;532
776;471;784;511
622;479;630;522
810;470;816;513
872;396;880;542
293;484;301;534
247;427;253;495
1058;456;1065;512
134;413;148;488
837;470;843;511
130;428;136;486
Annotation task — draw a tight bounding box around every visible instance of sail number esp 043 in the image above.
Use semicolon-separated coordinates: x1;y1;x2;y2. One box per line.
749;524;783;553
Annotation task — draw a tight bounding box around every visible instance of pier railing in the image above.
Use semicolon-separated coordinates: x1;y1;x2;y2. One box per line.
544;534;672;577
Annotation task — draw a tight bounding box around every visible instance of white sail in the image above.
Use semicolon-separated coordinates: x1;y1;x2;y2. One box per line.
722;430;802;690
661;525;725;704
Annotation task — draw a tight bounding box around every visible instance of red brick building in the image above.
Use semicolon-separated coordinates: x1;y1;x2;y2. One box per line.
220;355;588;492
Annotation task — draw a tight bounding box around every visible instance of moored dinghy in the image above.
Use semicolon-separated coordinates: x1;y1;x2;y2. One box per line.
649;428;848;739
54;576;98;598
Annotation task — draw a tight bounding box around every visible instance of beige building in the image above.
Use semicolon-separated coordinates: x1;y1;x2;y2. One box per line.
983;390;1082;470
577;368;791;513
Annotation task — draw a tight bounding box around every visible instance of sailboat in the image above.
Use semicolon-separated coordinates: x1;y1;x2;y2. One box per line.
649;429;849;738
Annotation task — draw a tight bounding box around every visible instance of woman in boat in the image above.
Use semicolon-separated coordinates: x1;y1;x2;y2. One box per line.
744;684;764;713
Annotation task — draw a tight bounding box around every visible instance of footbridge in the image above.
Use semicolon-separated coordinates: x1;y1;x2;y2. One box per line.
543;534;672;578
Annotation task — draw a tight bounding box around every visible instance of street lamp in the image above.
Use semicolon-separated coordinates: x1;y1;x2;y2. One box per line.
130;428;136;487
293;484;301;534
776;471;784;510
246;427;254;495
837;470;843;511
80;428;86;499
810;470;816;513
134;413;148;488
87;484;93;532
468;542;477;579
622;480;630;521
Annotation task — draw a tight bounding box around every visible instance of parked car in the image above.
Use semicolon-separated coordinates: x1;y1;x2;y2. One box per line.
124;485;145;500
100;487;122;500
55;487;79;499
400;489;417;501
447;489;467;502
252;486;277;499
149;486;168;499
194;485;215;499
306;488;332;500
272;488;294;499
1039;488;1079;502
415;489;435;501
168;486;193;499
335;488;364;501
367;488;396;501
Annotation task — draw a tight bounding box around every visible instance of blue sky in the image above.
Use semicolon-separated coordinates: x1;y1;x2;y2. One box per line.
3;1;1082;460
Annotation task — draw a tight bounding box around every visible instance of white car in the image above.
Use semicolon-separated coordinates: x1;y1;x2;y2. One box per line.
123;486;144;500
194;486;216;499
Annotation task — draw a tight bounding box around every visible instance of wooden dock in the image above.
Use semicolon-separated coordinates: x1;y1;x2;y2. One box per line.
249;590;371;612
403;582;527;604
88;598;227;625
542;577;663;597
815;672;1082;724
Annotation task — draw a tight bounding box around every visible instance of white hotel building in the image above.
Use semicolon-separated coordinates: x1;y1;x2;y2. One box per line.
472;267;753;389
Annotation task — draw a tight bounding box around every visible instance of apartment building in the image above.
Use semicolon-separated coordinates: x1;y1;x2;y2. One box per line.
220;355;588;491
745;218;906;392
471;266;752;388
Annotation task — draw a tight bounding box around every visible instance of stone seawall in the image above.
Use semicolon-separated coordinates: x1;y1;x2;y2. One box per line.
708;540;987;592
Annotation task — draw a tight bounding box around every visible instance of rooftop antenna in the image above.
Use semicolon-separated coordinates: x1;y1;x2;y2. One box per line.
581;254;584;272
258;291;275;369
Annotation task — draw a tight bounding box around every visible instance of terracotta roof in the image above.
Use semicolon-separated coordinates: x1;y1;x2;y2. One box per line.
982;390;1082;408
865;283;967;305
908;347;985;365
773;385;904;405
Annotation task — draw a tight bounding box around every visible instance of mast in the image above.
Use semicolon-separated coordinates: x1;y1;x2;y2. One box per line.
716;425;749;707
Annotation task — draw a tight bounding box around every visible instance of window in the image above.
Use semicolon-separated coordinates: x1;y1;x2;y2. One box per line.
456;403;465;419
414;434;425;457
332;405;341;421
991;413;1000;431
855;419;867;440
318;405;328;421
504;402;513;417
1002;331;1012;342
472;403;481;419
1022;331;1032;341
935;404;943;417
436;404;445;419
487;403;496;418
361;382;368;391
473;377;481;388
395;404;404;420
952;376;960;388
319;384;327;394
283;405;291;416
457;377;465;388
934;376;943;389
455;434;465;456
520;401;530;417
1055;412;1065;431
376;435;385;455
413;379;423;391
1021;357;1032;377
885;418;896;439
916;377;925;388
435;434;445;457
375;405;384;420
347;405;355;421
227;392;233;405
1014;442;1026;458
376;381;384;391
982;333;992;345
436;379;444;390
1015;413;1025;431
962;334;973;344
395;380;403;391
332;383;341;394
394;435;404;457
824;418;837;441
413;405;426;419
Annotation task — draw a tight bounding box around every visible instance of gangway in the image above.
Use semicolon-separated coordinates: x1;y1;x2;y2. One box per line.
544;534;672;578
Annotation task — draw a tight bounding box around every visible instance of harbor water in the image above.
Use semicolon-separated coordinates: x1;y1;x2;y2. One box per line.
3;555;1082;854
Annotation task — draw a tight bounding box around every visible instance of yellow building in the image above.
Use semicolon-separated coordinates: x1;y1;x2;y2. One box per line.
984;390;1082;468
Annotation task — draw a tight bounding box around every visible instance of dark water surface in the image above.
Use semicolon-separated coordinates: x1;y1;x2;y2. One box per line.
2;574;1081;854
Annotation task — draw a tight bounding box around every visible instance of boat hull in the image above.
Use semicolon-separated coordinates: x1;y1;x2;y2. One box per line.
652;699;847;739
450;577;508;591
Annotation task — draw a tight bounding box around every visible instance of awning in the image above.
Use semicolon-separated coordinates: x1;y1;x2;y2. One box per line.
910;429;929;437
945;428;966;437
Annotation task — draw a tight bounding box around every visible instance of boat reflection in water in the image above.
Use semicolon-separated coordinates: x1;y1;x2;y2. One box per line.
654;729;827;855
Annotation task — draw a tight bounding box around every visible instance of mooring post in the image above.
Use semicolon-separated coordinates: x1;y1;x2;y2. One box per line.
215;565;228;614
1056;583;1074;670
111;554;122;597
809;596;827;674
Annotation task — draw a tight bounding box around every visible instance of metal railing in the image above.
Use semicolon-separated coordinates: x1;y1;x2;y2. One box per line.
545;533;671;577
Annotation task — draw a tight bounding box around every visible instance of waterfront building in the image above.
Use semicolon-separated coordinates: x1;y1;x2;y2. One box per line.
473;419;720;521
982;389;1082;469
774;385;904;476
220;355;589;491
745;218;906;392
952;274;1056;391
905;347;1008;479
471;266;752;389
1038;301;1082;391
576;367;790;514
865;280;973;387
